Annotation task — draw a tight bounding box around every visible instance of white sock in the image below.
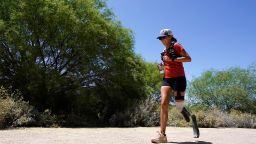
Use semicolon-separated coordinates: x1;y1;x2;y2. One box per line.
176;101;184;112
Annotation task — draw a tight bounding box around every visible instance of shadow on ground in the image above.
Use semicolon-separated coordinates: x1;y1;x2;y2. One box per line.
169;141;212;144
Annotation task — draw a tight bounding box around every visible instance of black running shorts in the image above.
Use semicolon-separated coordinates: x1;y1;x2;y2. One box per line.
162;76;187;92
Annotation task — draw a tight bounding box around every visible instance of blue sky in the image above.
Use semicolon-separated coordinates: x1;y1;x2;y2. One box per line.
106;0;256;80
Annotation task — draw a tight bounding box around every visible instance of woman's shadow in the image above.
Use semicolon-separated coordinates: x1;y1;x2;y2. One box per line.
168;141;212;144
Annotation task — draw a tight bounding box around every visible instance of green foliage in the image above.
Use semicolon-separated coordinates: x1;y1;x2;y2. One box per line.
79;61;162;127
0;0;149;126
144;62;162;95
0;20;4;33
188;65;256;113
35;109;58;127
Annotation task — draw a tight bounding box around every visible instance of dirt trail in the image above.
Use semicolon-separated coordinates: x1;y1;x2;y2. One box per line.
0;127;255;144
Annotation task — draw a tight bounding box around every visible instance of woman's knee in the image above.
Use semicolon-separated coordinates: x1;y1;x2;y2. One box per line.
173;90;185;101
160;86;170;108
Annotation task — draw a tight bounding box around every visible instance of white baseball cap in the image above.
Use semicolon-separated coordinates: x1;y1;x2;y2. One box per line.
157;29;173;39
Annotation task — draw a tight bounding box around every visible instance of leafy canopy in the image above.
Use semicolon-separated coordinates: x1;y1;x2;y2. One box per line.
188;64;256;113
0;0;149;125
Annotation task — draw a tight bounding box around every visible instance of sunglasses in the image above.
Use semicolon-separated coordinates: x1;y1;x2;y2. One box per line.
159;36;167;40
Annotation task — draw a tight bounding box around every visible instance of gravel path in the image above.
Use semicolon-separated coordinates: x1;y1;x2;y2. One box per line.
0;127;255;144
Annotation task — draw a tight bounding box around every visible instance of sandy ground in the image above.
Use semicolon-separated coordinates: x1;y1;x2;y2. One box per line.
0;127;256;144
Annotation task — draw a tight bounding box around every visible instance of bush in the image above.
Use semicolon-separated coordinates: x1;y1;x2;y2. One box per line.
108;96;160;127
0;86;35;128
127;96;160;127
34;109;58;127
198;109;225;128
227;110;255;128
0;86;57;128
193;108;256;128
166;106;256;128
120;98;256;128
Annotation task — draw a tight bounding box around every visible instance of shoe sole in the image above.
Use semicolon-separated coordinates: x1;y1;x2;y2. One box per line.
191;115;200;138
151;140;167;143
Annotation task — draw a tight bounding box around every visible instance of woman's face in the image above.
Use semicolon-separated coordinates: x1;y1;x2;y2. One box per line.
159;35;172;45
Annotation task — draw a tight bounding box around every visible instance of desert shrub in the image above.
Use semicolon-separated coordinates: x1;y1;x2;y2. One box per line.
0;86;35;128
227;110;255;128
34;109;58;127
200;108;225;128
109;96;160;127
166;106;256;128
193;108;256;128
0;86;57;128
128;96;160;127
123;100;256;128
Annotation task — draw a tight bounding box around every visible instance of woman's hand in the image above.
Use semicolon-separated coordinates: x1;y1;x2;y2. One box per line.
163;55;171;61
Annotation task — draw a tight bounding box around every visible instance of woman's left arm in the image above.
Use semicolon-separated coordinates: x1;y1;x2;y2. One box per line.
174;49;192;62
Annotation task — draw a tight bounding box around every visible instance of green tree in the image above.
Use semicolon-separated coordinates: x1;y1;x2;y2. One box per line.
0;0;148;125
188;65;256;113
144;62;162;96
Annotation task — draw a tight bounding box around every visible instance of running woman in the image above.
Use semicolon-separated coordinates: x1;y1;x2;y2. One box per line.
151;29;199;143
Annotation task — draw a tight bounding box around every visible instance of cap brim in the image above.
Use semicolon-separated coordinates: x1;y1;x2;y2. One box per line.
156;35;166;39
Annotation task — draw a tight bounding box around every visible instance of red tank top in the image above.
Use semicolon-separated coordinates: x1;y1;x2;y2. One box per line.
163;43;185;78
